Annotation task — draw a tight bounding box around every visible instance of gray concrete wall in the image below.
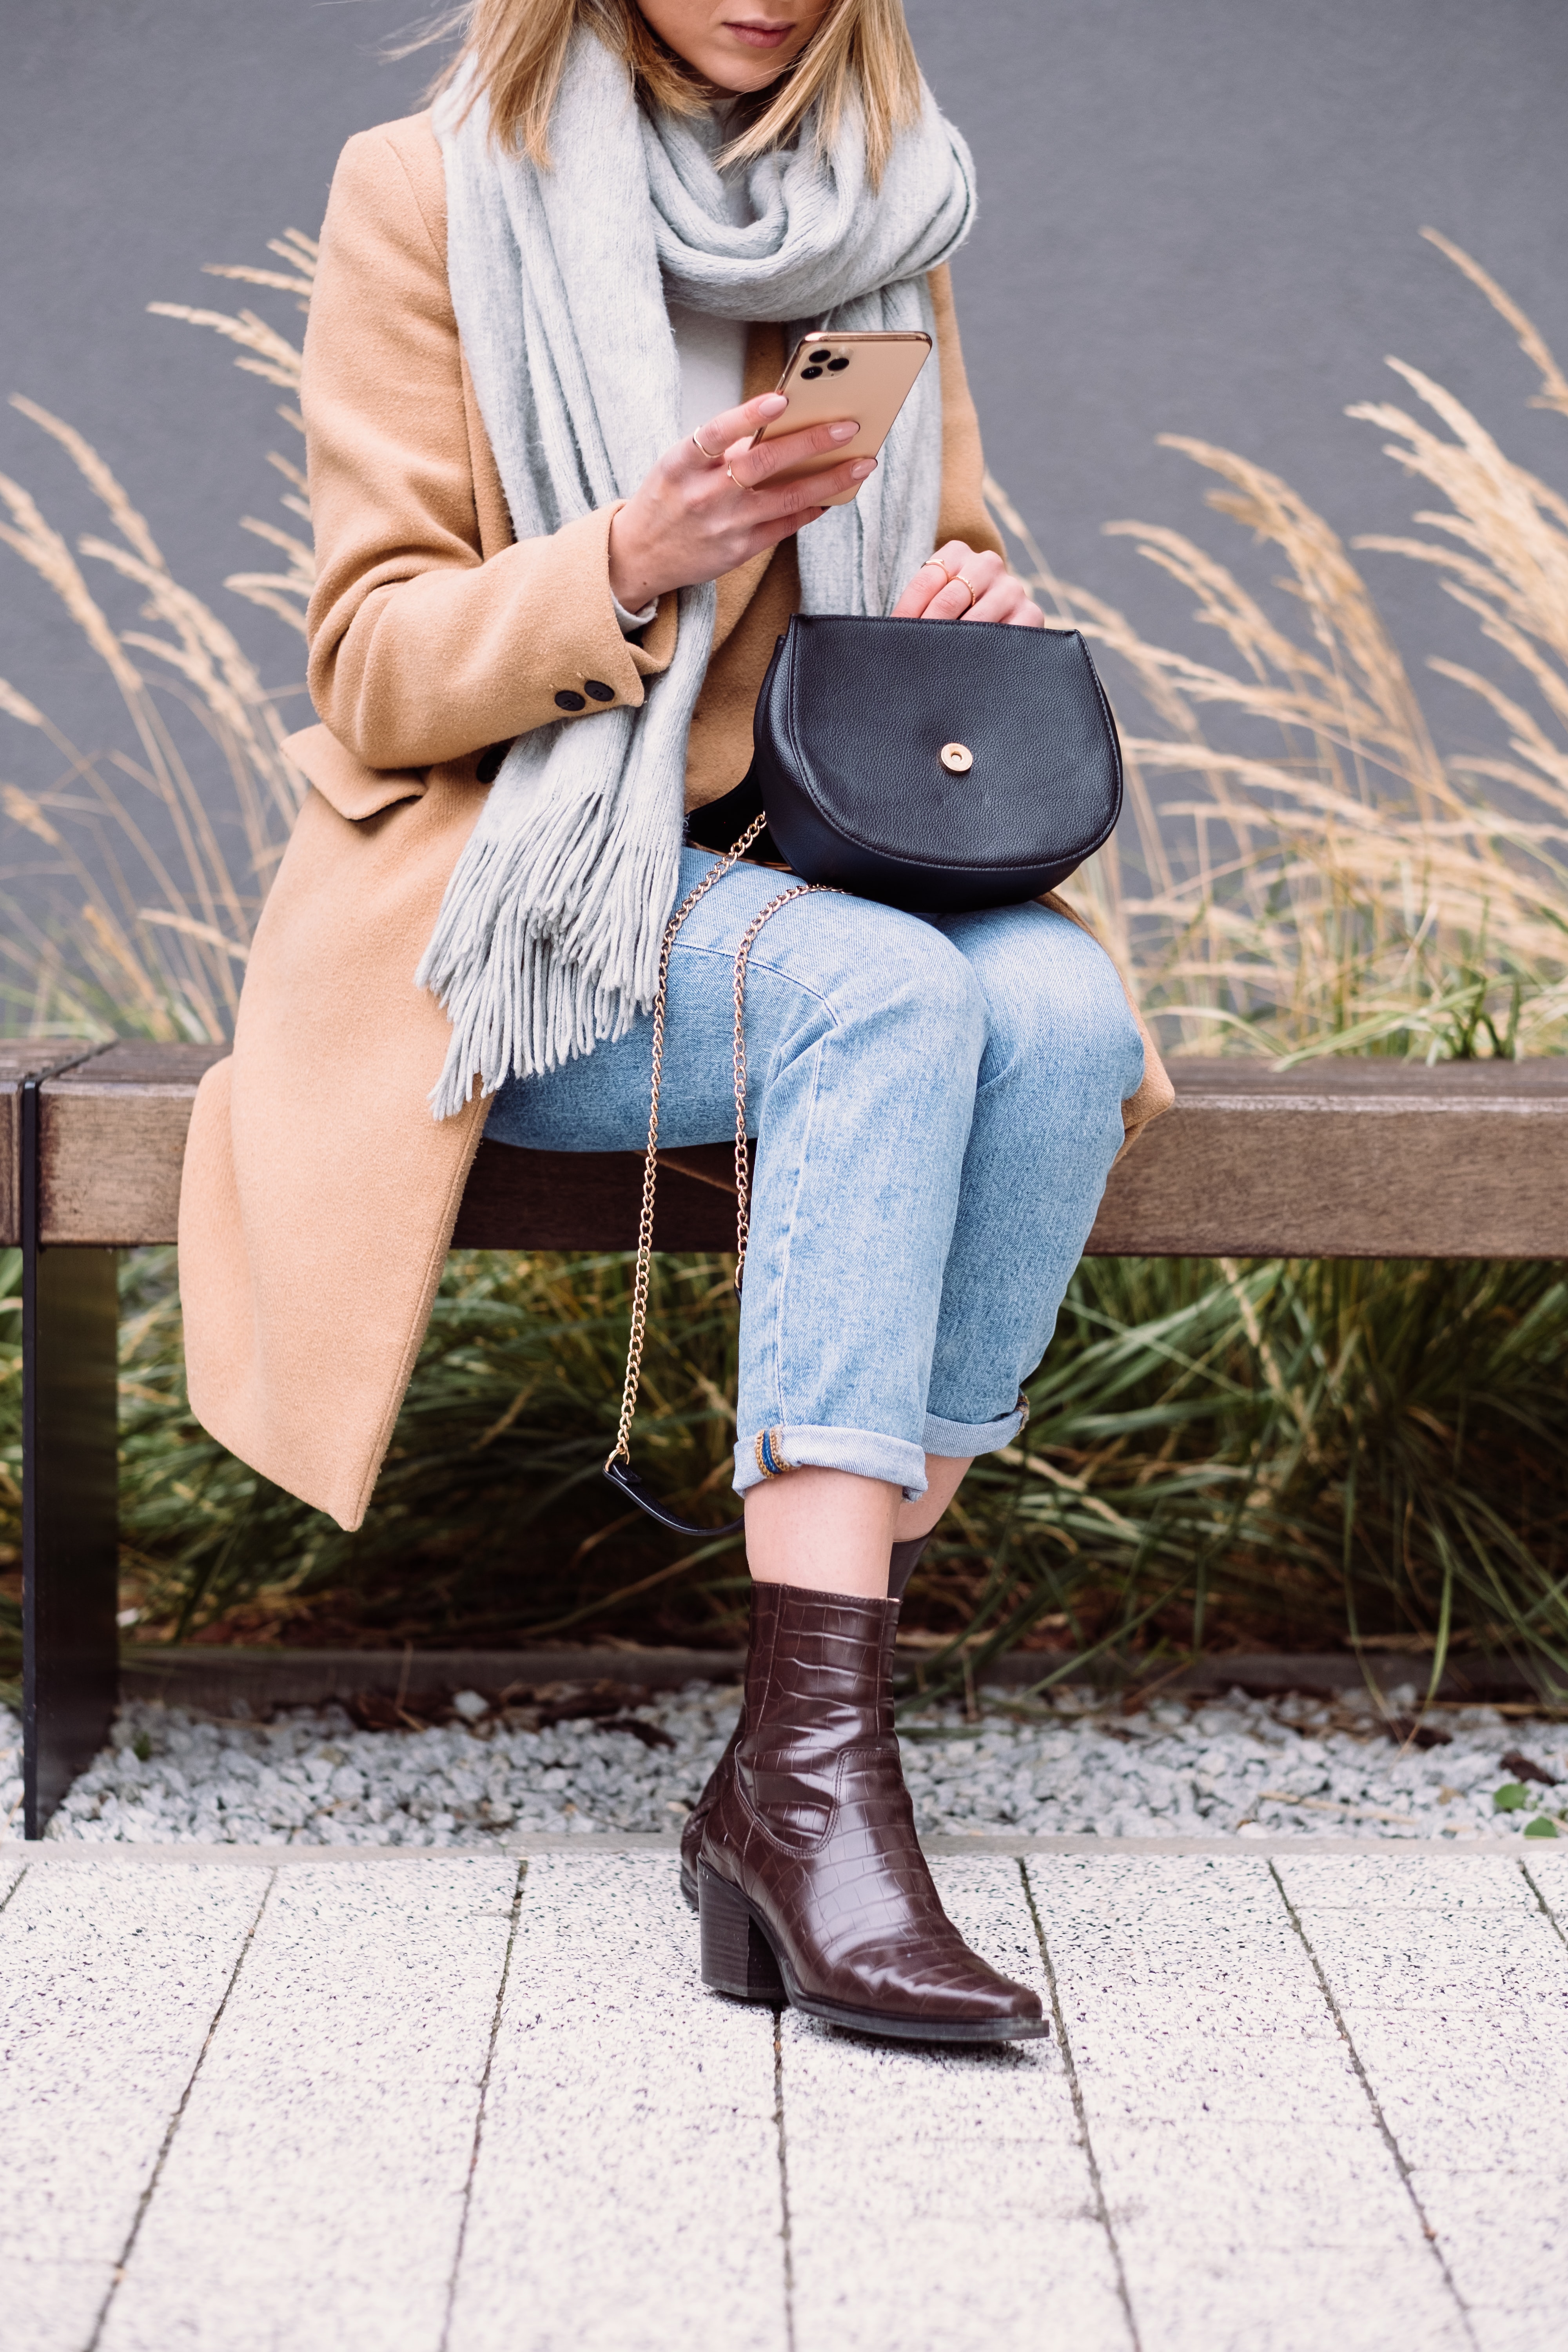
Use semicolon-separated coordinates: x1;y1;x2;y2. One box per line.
3;1;1566;930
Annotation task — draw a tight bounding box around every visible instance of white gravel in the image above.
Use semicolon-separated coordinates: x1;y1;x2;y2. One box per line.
4;1678;1565;1846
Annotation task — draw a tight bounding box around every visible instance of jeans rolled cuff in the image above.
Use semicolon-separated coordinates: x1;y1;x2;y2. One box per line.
733;1424;929;1503
921;1398;1029;1460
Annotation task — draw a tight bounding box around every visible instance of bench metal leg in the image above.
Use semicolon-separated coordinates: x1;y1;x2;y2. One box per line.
22;1076;119;1839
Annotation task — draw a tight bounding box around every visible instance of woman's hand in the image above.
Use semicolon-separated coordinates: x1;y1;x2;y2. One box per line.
891;541;1044;627
607;392;877;610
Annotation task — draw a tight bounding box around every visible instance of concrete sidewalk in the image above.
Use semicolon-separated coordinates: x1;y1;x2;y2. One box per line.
2;1843;1565;2352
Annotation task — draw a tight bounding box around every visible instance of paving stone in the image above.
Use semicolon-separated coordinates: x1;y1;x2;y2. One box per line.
1030;1855;1468;2351
1088;2115;1421;2250
1032;1854;1334;2026
1449;2316;1566;2352
1073;2018;1361;2128
784;1858;1131;2352
1521;1848;1568;1929
1289;1913;1568;2017
1412;2170;1568;2348
1277;1852;1538;1911
1278;1853;1568;2352
0;1858;266;2352
192;1857;519;2084
1104;2247;1470;2352
448;1853;786;2352
107;2078;484;2352
0;2260;126;2352
101;1859;515;2352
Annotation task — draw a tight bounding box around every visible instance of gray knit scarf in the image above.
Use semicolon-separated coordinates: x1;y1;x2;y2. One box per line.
420;30;976;1116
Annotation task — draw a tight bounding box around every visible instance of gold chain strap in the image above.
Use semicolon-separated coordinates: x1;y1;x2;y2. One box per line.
606;822;833;1475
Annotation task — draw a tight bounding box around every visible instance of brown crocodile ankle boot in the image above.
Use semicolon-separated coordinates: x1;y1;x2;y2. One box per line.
697;1582;1047;2043
679;1539;933;1908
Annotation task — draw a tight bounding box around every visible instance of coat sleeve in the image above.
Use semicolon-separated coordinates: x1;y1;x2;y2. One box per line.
927;265;1005;561
302;125;666;771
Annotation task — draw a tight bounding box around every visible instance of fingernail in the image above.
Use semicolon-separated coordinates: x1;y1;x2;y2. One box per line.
759;393;788;412
829;420;859;442
850;458;876;479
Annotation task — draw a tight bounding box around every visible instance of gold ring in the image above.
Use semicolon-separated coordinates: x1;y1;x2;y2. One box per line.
953;572;978;612
919;556;953;581
726;461;756;493
691;428;723;461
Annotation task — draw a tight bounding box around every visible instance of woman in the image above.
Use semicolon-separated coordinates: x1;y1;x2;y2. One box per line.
179;0;1171;2042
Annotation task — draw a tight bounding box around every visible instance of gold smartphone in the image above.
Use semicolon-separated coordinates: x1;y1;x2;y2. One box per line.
748;329;933;505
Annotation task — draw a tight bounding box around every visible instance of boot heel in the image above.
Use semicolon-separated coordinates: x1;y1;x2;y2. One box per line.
699;1865;785;2002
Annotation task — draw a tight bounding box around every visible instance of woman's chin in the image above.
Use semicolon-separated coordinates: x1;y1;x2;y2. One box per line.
684;27;805;94
702;61;795;96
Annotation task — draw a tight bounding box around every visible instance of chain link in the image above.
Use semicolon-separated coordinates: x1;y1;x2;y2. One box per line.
607;818;835;1474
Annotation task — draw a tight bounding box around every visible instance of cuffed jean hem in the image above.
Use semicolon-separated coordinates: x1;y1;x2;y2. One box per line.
921;1401;1029;1460
732;1424;930;1503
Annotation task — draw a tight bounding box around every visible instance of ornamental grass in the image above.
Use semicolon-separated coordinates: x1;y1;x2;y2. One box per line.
1;227;1566;1700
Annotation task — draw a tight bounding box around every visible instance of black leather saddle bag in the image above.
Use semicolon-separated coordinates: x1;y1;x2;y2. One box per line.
688;612;1123;912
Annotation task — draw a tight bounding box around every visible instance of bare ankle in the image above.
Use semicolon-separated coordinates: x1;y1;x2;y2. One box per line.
744;1466;901;1596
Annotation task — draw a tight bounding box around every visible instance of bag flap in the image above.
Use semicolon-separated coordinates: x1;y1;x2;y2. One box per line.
778;616;1121;872
281;725;428;822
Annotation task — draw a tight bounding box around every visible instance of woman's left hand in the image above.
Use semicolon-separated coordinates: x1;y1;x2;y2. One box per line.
891;542;1044;626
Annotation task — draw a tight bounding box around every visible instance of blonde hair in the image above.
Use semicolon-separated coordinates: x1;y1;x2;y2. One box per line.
425;0;922;186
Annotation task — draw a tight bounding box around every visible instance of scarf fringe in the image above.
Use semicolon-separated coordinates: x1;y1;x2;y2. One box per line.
416;744;684;1118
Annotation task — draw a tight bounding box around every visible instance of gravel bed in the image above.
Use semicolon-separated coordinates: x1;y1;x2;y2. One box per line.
4;1679;1566;1847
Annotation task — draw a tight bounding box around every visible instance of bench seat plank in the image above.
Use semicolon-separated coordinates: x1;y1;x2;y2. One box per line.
6;1042;1567;1257
1087;1059;1568;1259
0;1045;113;1246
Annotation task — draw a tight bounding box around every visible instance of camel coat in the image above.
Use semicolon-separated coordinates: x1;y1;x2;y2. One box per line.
178;111;1173;1532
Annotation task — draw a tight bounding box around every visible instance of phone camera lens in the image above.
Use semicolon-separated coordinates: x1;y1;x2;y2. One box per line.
827;356;851;371
808;348;831;363
799;365;824;379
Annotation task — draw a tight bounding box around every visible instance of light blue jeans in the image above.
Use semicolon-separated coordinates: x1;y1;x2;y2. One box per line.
485;848;1144;1501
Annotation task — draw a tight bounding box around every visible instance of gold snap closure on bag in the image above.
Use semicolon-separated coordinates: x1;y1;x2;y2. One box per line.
940;742;973;774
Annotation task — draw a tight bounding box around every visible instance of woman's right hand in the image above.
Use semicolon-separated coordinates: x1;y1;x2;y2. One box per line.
607;392;876;612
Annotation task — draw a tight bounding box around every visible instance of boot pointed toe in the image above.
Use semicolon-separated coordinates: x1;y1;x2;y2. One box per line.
785;1949;1049;2044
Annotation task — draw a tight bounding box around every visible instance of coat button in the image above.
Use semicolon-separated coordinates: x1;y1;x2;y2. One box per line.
475;741;510;783
583;679;614;702
554;689;586;712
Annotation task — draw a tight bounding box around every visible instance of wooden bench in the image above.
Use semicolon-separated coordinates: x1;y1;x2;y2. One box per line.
7;1038;1568;1835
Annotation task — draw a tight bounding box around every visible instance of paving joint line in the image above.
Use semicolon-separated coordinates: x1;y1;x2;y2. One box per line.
85;1865;277;2352
772;2009;797;2352
1519;1857;1568;1955
0;1860;29;1918
1266;1859;1478;2348
439;1858;528;2352
1018;1857;1141;2352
